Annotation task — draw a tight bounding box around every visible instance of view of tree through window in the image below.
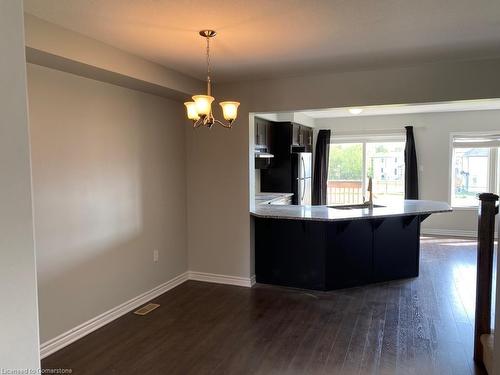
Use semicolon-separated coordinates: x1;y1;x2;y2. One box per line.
327;140;405;205
328;143;363;180
328;144;363;204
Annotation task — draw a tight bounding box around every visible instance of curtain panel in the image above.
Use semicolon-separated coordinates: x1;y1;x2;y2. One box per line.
404;126;419;199
312;129;331;205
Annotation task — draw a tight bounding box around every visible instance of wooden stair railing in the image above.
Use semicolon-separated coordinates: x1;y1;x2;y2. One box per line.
474;192;499;371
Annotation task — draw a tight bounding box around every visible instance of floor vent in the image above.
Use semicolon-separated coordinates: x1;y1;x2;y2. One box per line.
134;303;160;316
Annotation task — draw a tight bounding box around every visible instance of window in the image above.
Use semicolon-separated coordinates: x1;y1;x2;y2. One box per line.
328;143;363;204
450;134;500;207
327;136;405;205
365;142;405;204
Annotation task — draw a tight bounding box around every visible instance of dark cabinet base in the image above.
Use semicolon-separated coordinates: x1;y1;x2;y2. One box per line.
254;215;423;291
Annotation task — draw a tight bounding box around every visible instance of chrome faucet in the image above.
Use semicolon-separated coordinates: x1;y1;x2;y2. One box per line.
364;176;373;208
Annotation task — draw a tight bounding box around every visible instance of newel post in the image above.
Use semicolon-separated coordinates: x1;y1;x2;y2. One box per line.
474;193;499;363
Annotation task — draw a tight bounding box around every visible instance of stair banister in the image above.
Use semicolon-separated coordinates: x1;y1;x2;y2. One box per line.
474;192;499;364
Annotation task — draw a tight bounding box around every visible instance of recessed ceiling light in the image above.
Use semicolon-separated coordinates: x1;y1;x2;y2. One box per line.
349;107;363;115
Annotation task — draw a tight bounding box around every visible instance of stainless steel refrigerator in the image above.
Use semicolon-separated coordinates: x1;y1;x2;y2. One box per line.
292;152;312;205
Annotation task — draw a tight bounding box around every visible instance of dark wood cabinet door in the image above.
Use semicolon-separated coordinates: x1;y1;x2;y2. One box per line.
292;124;300;146
372;216;420;281
301;126;309;146
255;118;270;146
305;128;313;151
261;122;268;145
325;220;373;289
255;218;327;290
254;118;261;145
293;124;313;148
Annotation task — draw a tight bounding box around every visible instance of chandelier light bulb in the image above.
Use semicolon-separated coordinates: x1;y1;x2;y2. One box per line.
192;95;214;116
220;101;240;122
184;101;200;120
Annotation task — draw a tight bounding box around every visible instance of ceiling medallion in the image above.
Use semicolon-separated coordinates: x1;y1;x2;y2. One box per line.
184;30;240;129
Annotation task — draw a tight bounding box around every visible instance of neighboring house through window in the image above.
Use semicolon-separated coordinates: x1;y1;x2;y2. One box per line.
451;133;500;208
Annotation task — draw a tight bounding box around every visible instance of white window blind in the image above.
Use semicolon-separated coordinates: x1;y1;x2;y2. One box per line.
452;134;500;148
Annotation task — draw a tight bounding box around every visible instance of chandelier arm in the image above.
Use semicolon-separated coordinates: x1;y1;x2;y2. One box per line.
214;119;232;129
193;118;203;128
193;115;206;128
204;114;211;126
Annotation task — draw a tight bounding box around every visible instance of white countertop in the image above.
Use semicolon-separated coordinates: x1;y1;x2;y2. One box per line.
255;192;294;205
251;200;452;222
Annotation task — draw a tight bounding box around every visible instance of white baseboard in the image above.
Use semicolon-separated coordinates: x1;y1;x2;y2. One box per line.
188;271;255;288
422;228;498;239
40;271;189;359
40;270;255;359
421;228;477;238
250;274;256;287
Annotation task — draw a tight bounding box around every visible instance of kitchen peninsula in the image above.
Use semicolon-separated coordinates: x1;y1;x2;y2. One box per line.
251;200;451;290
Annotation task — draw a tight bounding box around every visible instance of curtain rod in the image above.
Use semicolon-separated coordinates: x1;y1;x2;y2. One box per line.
328;125;426;133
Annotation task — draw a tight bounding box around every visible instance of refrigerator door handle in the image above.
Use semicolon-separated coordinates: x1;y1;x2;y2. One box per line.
301;179;306;202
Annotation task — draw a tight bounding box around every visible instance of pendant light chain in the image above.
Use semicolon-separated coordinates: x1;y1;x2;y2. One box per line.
206;35;211;96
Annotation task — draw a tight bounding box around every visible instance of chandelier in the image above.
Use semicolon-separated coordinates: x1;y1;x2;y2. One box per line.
184;30;240;129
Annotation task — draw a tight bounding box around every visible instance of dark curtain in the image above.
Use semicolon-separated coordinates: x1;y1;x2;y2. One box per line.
404;126;419;199
312;129;331;205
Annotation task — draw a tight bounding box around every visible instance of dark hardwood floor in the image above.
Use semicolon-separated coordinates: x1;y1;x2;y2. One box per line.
43;236;489;374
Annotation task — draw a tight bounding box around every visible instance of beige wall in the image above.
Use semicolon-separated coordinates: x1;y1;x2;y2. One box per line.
186;57;500;278
24;14;203;100
27;63;189;342
0;1;40;369
315;110;500;234
186;124;252;277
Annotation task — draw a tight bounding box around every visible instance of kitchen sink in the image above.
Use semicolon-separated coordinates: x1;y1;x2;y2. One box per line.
328;203;385;210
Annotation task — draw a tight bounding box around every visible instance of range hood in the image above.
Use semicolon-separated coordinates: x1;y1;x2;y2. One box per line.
254;145;274;159
255;151;274;158
255;145;274;169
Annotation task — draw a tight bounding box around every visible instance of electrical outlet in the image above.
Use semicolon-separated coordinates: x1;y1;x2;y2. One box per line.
153;249;159;263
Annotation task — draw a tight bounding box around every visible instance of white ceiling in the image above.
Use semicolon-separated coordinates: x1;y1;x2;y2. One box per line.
23;0;500;82
302;99;500;118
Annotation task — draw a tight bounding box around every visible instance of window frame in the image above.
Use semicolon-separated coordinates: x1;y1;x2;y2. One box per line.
449;131;500;209
329;133;406;201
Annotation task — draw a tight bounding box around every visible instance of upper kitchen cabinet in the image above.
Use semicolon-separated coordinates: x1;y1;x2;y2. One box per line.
292;123;313;152
303;127;313;151
292;124;300;146
254;119;313;156
255;117;271;147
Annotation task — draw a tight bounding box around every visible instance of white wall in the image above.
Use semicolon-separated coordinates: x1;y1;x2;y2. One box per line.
186;57;500;279
0;1;40;370
315;110;500;234
27;63;189;343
